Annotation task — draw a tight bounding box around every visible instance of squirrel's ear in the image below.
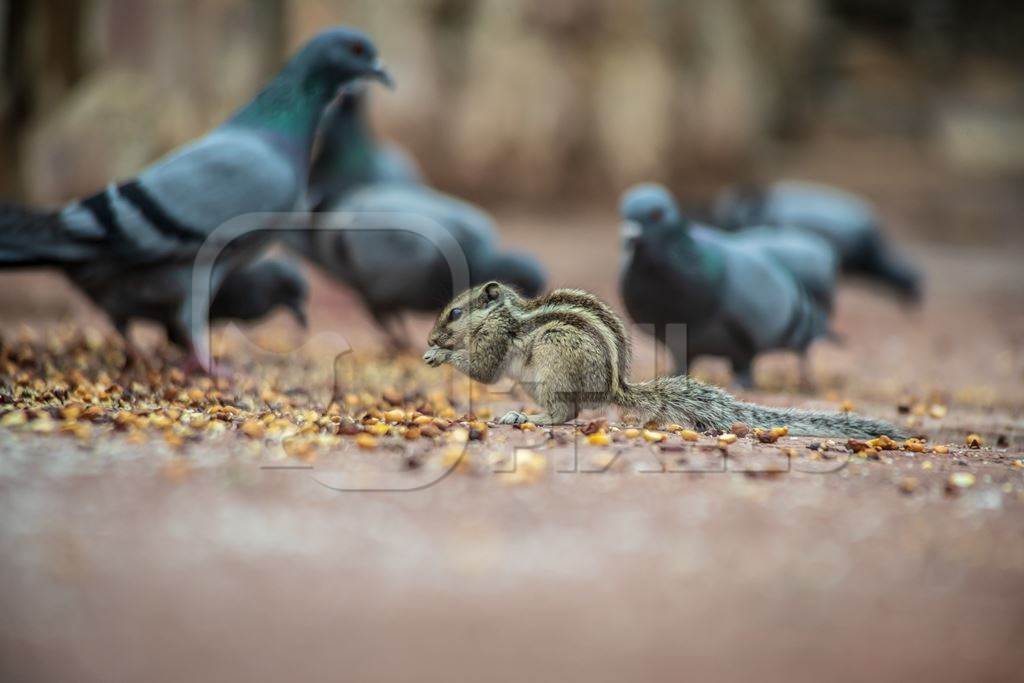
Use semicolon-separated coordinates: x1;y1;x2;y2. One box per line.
484;281;502;303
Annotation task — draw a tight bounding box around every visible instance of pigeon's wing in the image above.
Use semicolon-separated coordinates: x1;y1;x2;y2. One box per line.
730;225;838;311
758;181;876;256
715;247;828;354
59;129;301;263
341;185;495;265
316;186;495;309
694;222;838;312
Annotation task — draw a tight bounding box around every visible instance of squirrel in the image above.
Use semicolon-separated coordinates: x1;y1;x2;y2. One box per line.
423;281;906;438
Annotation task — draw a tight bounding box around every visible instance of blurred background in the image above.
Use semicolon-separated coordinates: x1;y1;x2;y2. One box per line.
2;0;1023;246
2;6;1024;682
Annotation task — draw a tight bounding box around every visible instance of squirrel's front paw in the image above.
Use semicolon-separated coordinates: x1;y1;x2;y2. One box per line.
423;347;451;367
497;410;529;425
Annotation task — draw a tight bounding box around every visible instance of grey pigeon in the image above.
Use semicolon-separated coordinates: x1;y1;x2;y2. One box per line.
712;180;922;302
620;183;833;388
76;256;308;351
297;88;545;349
307;185;545;349
0;27;392;369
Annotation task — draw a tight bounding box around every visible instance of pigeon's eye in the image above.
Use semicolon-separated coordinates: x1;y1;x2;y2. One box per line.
649;208;665;223
448;308;463;322
349;42;367;58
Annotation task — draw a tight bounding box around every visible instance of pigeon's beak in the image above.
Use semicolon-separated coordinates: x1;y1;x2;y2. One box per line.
368;59;395;89
620;220;642;248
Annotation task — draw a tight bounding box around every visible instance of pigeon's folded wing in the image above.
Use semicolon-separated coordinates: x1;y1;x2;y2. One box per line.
59;129;301;264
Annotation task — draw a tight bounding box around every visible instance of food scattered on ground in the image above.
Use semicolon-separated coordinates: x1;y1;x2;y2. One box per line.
754;426;789;443
642;429;666;443
0;327;1019;493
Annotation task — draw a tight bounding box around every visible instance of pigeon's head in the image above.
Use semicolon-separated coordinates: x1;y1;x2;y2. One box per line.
618;183;683;248
425;282;520;355
479;252;547;298
299;27;394;91
262;260;310;329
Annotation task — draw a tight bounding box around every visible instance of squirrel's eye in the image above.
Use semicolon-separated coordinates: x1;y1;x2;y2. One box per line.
448;308;463;322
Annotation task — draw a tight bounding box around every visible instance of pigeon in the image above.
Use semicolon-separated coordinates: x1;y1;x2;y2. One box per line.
620;183;833;388
0;27;393;369
75;256;307;350
306;185;545;349
712;180;922;302
297;88;546;349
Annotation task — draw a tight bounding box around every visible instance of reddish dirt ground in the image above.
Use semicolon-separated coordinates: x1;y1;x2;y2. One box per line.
1;202;1023;682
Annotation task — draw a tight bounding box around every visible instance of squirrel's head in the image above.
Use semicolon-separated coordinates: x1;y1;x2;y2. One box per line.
619;183;683;248
427;281;517;350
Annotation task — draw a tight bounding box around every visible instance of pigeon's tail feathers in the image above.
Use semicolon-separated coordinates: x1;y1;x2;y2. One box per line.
614;374;905;438
855;229;923;304
0;202;101;266
870;246;923;304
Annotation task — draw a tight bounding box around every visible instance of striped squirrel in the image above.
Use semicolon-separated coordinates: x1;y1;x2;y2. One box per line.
423;282;905;438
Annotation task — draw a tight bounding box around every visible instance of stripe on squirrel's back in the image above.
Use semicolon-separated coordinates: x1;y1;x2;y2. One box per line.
519;305;618;390
530;295;626;377
527;289;630;381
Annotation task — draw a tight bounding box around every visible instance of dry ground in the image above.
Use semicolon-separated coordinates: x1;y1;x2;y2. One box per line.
0;205;1023;682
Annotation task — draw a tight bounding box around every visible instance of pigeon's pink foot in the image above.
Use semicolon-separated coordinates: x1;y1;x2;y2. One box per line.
182;353;233;380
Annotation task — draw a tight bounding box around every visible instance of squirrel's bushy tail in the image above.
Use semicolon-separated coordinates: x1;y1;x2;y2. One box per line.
614;375;904;438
